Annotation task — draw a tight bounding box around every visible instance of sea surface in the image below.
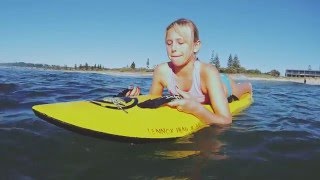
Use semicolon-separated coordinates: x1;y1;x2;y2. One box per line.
1;66;320;180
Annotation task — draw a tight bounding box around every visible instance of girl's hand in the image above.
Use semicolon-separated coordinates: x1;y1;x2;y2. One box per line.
125;86;141;97
167;87;201;114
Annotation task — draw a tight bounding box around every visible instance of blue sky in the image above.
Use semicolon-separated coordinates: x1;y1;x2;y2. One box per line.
1;0;319;75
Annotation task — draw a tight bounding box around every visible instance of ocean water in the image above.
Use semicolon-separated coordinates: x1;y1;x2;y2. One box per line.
1;66;320;180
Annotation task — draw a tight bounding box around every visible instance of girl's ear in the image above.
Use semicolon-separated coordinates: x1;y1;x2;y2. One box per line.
193;40;201;53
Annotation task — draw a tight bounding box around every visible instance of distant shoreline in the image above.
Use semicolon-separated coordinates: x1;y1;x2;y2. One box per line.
94;69;320;86
233;75;320;85
2;66;319;85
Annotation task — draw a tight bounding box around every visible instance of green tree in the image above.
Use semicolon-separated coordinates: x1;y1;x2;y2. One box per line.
213;54;220;69
246;69;261;74
74;64;77;70
146;58;150;69
269;69;280;77
209;50;215;65
85;62;89;70
130;61;136;69
232;54;240;69
227;54;233;68
232;54;241;73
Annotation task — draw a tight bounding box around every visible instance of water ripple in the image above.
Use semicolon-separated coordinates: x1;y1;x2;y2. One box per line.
1;67;320;179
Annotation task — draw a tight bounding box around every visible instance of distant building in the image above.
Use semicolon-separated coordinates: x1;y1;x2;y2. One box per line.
285;69;320;77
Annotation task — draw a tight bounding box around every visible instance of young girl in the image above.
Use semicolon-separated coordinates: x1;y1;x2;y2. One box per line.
127;18;252;125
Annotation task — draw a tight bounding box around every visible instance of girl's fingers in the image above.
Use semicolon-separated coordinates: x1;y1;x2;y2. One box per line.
125;90;131;97
129;87;136;96
167;100;178;107
176;106;183;111
168;100;184;111
168;99;183;107
126;86;140;97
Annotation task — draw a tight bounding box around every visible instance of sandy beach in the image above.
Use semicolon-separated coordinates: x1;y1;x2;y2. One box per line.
60;69;320;86
233;75;320;86
100;70;320;86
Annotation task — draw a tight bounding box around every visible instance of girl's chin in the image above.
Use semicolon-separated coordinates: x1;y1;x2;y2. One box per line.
171;60;185;67
170;56;183;62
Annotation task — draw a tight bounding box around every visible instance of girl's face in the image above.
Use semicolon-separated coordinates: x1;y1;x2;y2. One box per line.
165;26;200;67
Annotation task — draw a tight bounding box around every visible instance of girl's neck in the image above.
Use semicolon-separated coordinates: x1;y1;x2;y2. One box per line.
172;56;197;77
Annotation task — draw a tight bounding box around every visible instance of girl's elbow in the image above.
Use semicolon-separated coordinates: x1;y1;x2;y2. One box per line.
207;115;232;126
219;116;232;125
224;117;232;125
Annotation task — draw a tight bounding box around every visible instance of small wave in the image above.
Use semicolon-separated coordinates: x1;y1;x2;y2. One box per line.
23;90;49;98
0;83;18;93
56;95;83;101
0;98;19;109
88;87;110;94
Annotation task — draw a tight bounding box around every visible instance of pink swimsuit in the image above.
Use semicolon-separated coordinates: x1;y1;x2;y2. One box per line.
167;60;210;104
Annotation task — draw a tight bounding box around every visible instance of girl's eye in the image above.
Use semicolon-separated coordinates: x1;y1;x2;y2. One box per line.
178;40;184;44
166;40;173;45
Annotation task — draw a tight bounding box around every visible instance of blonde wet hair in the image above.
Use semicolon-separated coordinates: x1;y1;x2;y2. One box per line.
166;18;200;43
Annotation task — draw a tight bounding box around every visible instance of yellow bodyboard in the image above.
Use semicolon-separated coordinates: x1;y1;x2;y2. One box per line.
32;93;253;141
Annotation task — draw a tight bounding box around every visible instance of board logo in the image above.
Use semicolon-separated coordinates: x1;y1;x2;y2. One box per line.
90;97;138;113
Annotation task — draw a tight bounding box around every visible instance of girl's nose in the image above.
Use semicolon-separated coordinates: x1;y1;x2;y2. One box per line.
171;42;177;52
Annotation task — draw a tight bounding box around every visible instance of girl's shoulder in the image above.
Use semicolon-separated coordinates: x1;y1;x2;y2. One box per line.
153;62;171;86
155;62;169;68
198;61;220;80
198;61;219;73
154;62;171;74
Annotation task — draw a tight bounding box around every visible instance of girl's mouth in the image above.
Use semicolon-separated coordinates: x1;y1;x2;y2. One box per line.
171;55;182;58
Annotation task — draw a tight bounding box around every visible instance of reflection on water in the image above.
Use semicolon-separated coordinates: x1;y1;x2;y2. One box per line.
154;127;230;160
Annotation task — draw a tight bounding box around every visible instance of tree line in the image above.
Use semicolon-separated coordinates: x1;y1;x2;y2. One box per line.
74;63;105;71
1;53;281;76
209;50;280;76
0;62;106;71
128;51;280;76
